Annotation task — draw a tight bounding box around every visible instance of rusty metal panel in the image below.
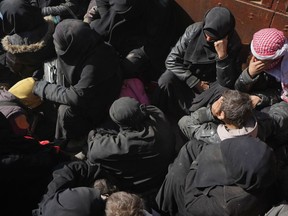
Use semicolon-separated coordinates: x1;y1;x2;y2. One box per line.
231;1;274;44
270;12;288;37
272;0;288;13
174;0;274;44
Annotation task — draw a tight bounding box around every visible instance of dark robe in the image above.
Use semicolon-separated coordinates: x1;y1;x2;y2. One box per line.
32;160;107;216
90;0;175;81
87;97;176;193
33;19;122;140
185;136;278;216
0;112;67;216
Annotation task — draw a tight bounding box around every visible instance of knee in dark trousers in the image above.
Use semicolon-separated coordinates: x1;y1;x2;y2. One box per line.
56;105;90;140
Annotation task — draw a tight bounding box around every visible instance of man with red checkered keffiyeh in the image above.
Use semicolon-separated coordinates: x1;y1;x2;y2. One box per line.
251;28;288;103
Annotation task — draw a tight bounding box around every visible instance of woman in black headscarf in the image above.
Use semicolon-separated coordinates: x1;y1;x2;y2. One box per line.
154;6;242;118
86;97;176;200
0;0;56;80
184;136;278;216
32;160;108;216
33;19;122;145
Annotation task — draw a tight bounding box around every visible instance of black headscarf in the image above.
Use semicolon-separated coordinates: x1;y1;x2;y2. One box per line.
0;0;45;34
38;187;105;216
191;136;276;191
221;136;277;191
109;97;148;129
184;6;240;64
53;19;103;85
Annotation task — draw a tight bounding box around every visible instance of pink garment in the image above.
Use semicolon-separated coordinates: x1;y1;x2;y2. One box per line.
119;78;150;105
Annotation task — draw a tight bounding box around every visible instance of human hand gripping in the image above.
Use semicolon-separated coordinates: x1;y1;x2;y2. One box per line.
194;81;210;93
211;96;223;120
249;95;262;108
214;36;228;60
248;56;266;78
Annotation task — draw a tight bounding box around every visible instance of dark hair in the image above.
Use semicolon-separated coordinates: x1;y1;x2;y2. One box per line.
105;191;145;216
221;90;253;128
93;178;118;196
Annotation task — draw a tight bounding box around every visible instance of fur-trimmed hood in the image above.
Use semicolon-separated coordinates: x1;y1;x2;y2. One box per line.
1;16;55;54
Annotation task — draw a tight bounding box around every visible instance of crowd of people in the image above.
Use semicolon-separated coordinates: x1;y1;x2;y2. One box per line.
1;0;288;215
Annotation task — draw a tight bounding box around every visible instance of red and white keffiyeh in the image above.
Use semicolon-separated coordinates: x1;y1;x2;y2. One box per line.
251;28;288;103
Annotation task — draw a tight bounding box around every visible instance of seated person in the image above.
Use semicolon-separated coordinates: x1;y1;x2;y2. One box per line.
86;97;176;206
0;111;69;216
156;138;208;216
184;136;278;216
33;159;150;216
178;89;275;145
235;28;285;109
0;0;56;79
153;6;242;118
0;77;44;136
235;28;288;147
32;160;110;216
156;136;278;216
31;19;122;148
88;0;175;82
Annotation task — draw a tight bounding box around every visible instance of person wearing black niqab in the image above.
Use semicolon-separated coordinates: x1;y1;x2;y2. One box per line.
156;136;278;216
86;97;176;199
33;19;122;145
154;6;242;118
184;136;278;216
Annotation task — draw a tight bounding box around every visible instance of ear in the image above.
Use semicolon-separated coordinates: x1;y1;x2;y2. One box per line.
217;110;225;120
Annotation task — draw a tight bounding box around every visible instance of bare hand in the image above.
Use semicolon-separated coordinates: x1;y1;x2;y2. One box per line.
249;95;261;108
211;96;223;119
195;81;209;93
214;36;228;60
248;56;266;78
83;6;100;23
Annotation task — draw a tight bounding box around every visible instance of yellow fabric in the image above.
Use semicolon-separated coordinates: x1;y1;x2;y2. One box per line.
8;77;42;109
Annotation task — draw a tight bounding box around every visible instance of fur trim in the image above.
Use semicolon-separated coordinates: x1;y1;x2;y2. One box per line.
1;17;55;54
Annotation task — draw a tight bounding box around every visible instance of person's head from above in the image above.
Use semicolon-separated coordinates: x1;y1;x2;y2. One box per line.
109;97;148;130
105;191;147;216
213;90;253;128
251;28;288;70
0;0;45;35
203;6;235;43
53;19;102;63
